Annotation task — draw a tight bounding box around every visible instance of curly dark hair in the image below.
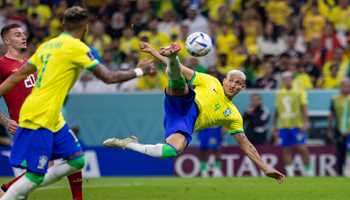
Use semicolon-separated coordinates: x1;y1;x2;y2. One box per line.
63;6;89;31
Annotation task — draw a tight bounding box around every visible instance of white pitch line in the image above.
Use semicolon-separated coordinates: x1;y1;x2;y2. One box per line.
38;183;144;191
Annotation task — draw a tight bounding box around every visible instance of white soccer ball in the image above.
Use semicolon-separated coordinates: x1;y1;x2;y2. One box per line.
185;32;212;57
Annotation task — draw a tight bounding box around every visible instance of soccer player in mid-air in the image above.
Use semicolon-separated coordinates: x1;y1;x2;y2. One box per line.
0;23;84;200
0;6;155;200
104;42;285;183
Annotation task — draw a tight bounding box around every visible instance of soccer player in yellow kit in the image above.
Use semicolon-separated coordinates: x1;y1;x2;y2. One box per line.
273;72;312;177
104;42;285;182
0;7;155;200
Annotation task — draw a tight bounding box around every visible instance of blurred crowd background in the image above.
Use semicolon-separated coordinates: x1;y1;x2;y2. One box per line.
0;0;350;92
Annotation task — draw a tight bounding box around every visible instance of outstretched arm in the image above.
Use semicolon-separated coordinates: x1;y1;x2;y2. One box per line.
234;133;285;183
0;63;36;96
92;59;155;84
140;42;194;81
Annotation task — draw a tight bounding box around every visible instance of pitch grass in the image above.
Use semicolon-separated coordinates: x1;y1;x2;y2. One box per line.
1;177;350;200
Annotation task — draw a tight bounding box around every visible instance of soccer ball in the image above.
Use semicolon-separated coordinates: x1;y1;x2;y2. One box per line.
185;32;212;57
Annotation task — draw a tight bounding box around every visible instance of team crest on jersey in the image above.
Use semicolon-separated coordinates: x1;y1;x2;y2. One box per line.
224;108;232;117
37;155;48;170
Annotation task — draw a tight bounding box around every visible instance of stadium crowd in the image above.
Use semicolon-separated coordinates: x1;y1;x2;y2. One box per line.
1;0;350;92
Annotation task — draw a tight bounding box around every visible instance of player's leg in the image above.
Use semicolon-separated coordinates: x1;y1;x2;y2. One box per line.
104;82;198;158
159;43;189;96
0;173;25;196
67;172;83;200
336;136;347;176
282;147;294;176
294;128;313;176
41;125;85;188
1;127;53;199
279;129;295;176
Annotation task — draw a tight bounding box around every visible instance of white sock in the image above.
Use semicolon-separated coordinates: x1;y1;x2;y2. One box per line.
41;161;78;186
0;176;37;200
126;143;163;157
285;165;294;177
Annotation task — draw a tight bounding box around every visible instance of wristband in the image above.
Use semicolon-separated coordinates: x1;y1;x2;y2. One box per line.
134;68;144;77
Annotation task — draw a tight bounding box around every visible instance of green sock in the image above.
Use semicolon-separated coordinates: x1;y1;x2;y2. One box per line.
215;160;222;169
304;164;311;171
200;161;208;172
167;56;186;90
162;144;178;158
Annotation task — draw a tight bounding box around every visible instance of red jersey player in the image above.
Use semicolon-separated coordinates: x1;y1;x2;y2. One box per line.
0;24;84;200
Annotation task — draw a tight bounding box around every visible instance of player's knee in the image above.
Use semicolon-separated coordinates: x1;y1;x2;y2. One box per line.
26;172;44;185
67;155;86;170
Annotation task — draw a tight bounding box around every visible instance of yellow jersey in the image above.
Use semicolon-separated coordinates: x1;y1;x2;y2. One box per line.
191;72;243;135
275;88;307;128
21;32;100;132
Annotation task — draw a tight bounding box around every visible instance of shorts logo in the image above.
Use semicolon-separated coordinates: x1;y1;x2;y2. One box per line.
224;108;232;117
38;155;48;170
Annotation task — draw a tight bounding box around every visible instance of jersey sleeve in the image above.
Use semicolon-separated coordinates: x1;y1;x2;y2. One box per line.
190;72;220;87
225;114;244;135
71;41;100;70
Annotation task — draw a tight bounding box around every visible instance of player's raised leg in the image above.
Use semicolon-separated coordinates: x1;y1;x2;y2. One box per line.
104;43;195;157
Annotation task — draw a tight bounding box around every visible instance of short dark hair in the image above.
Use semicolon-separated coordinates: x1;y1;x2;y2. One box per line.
63;6;89;31
1;24;21;39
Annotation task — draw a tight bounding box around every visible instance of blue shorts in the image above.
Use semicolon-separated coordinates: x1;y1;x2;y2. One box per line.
197;127;222;150
279;128;307;147
163;89;198;145
10;124;83;174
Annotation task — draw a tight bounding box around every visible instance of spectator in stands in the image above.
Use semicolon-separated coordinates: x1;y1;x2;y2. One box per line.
86;20;112;56
147;19;170;49
183;4;209;34
243;94;270;145
241;7;263;49
255;61;277;89
300;52;321;87
321;22;343;62
109;12;126;38
158;10;179;37
302;1;326;42
216;24;239;55
264;0;292;29
257;21;287;56
318;48;348;89
243;54;262;88
328;78;350;176
329;0;350;33
291;57;313;91
284;34;303;59
119;27;139;55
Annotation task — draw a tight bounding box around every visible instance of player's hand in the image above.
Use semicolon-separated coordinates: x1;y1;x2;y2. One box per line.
265;168;285;184
137;59;156;76
139;42;153;53
6;119;18;134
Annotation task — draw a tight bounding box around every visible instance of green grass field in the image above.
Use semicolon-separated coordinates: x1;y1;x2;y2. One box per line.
1;177;350;200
